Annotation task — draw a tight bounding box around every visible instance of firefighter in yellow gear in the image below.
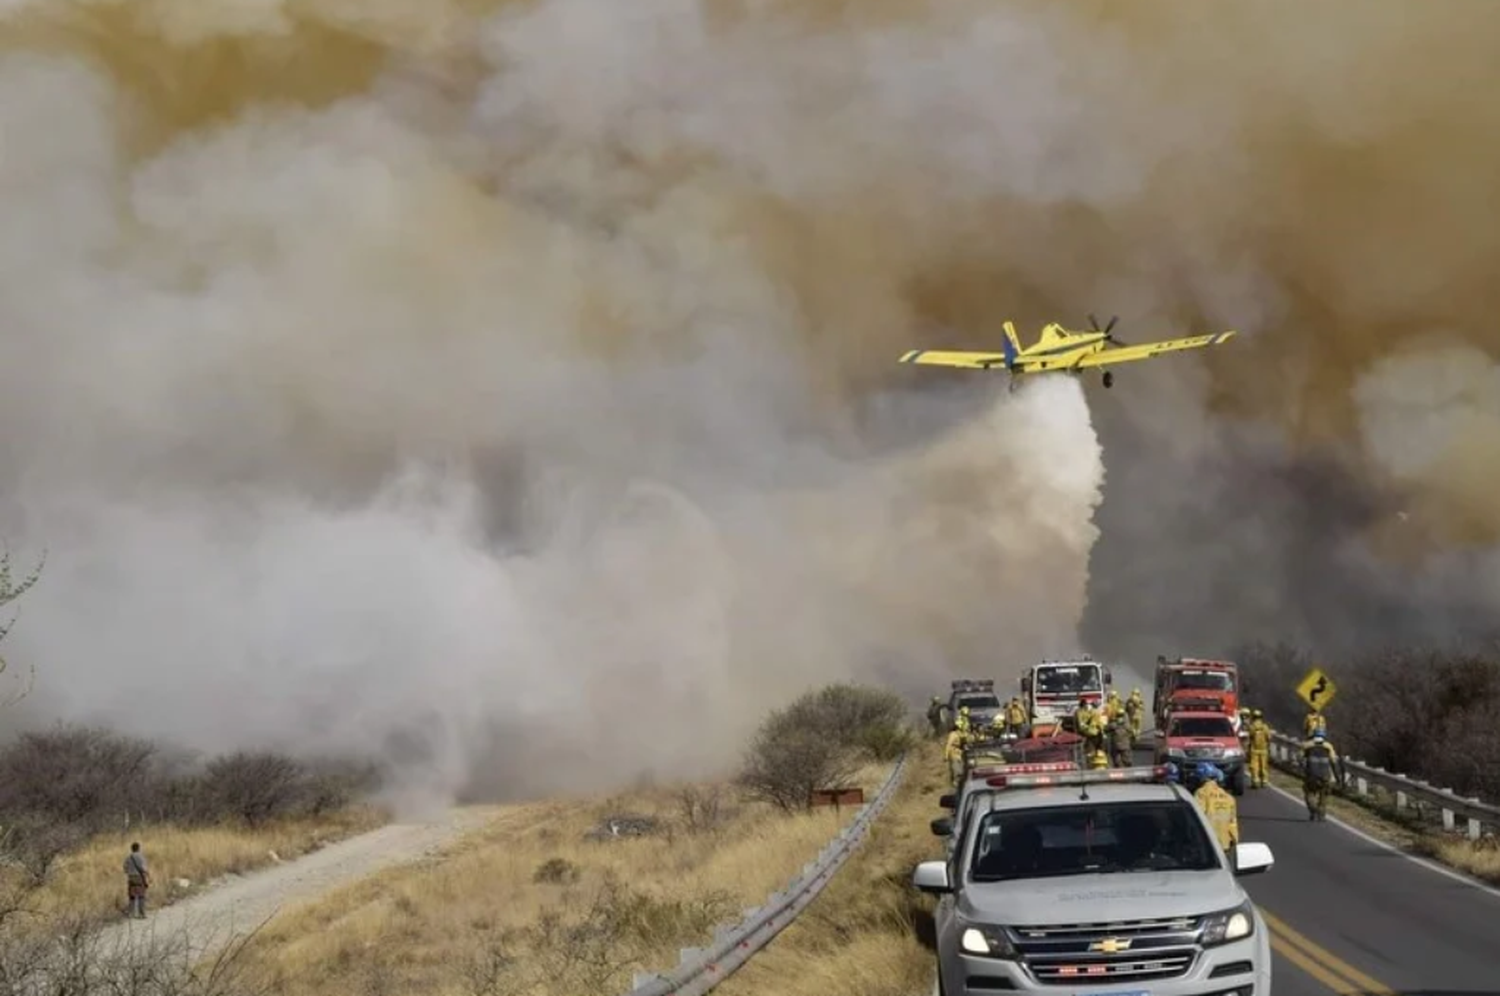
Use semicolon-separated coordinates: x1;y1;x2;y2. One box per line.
1005;696;1028;736
1124;688;1145;737
1087;748;1109;769
1074;701;1105;755
1301;732;1340;820
1103;689;1125;724
944;725;971;783
1247;709;1272;788
1303;709;1326;737
1192;764;1239;851
955;706;972;735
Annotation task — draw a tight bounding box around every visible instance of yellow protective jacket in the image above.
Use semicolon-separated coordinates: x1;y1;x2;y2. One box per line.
1248;721;1271;752
1194;781;1239;849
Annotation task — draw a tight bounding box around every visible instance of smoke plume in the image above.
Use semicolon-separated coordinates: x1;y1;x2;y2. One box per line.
0;0;1119;805
3;0;1494;802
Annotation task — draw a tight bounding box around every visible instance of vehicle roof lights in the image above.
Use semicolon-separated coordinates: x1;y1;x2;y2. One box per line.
985;765;1170;789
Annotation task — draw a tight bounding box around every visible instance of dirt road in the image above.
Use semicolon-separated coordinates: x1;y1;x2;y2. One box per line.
91;805;507;965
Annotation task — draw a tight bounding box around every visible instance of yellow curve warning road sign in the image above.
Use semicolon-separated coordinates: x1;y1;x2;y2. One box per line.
1296;667;1337;711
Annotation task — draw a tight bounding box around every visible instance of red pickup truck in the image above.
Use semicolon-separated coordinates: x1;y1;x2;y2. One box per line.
1154;709;1249;795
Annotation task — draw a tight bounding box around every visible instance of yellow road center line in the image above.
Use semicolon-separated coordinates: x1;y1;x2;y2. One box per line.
1262;908;1396;994
1269;932;1366;995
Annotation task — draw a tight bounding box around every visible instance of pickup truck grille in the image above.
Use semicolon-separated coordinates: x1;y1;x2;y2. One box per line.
1183;746;1224;759
1010;915;1202;985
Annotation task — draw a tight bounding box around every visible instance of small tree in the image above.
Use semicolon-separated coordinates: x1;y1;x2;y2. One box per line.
737;725;860;813
737;683;916;811
0;544;43;709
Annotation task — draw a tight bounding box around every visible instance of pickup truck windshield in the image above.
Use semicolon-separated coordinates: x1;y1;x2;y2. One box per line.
968;801;1220;882
958;694;1001;710
1036;668;1100;694
1175;671;1235;691
1168;716;1236;738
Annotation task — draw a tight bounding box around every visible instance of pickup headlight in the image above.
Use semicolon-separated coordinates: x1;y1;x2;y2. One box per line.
1221;747;1244;759
1200;901;1256;947
958;922;1019;959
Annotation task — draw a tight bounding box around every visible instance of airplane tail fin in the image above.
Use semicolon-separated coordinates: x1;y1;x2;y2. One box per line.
1002;321;1023;358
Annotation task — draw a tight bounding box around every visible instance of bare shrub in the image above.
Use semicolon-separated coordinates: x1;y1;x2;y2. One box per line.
195;751;309;829
0;854;274;996
0;815;89;886
0;545;43;711
0;726;158;829
523;876;736;994
737;683;914;812
675;784;726;834
737;726;861;813
532;857;579;885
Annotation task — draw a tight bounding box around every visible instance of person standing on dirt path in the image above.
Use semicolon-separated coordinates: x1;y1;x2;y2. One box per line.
124;841;151;918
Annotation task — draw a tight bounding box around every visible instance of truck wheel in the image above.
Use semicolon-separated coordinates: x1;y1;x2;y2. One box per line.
1230;767;1248;797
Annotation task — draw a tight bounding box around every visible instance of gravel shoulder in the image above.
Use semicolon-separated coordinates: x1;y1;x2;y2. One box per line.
91;805;507;964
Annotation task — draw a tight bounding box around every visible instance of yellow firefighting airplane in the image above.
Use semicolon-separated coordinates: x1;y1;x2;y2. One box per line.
897;314;1237;390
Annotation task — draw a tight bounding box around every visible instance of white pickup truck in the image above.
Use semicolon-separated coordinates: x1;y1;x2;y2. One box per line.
914;765;1273;996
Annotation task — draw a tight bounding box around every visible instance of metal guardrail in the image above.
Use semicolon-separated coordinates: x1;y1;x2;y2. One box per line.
1266;729;1500;839
621;754;909;996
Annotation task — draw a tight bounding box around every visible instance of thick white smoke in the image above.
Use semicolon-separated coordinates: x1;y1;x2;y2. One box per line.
0;1;1115;804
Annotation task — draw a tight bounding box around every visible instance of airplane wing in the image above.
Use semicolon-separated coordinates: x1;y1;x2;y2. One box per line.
1068;330;1237;369
898;349;1011;370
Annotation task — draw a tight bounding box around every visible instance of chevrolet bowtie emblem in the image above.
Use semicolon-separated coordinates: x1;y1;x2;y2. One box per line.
1090;937;1131;953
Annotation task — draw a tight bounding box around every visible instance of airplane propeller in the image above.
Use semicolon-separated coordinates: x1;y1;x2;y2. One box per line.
1087;313;1125;344
1087;313;1123;390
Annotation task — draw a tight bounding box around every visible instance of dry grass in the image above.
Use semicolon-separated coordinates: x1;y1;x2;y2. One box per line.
712;740;946;996
228;763;897;996
3;805;387;924
1266;765;1500;885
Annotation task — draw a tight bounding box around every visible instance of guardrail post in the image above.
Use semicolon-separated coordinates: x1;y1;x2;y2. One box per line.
1395;790;1408;810
1442;807;1455;831
1355;776;1368;796
1468;817;1481;841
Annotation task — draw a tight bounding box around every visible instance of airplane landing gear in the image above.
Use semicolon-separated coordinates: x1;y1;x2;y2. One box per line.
1102;371;1115;389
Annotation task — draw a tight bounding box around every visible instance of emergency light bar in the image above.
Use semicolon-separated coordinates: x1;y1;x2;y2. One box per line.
973;761;1077;780
986;765;1170;789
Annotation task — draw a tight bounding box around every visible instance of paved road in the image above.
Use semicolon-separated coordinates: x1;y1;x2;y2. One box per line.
1236;782;1500;995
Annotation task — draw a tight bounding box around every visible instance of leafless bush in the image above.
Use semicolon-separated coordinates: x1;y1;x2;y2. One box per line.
0;726;158;829
0;726;381;844
525;876;735;994
532;857;579;885
737;683;912;812
0;898;274;996
737;726;862;813
195;751;314;829
0;546;43;711
0;816;89;887
675;784;726;833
